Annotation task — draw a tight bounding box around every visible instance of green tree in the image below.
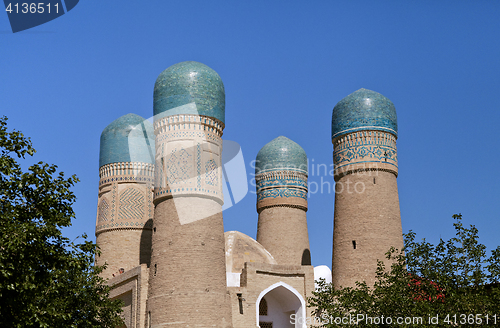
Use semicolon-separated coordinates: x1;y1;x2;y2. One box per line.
309;215;500;327
0;117;123;327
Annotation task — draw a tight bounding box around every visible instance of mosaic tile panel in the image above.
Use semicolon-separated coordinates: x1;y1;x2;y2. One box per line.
96;220;151;231
100;175;154;186
166;147;192;184
96;161;154;233
205;159;218;186
333;130;398;171
256;175;308;190
153;113;224;203
196;143;201;188
97;197;109;222
256;171;308;201
257;187;307;201
118;187;145;220
111;185;116;220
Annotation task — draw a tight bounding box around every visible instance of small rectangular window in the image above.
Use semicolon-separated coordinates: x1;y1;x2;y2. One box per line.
352;240;357;249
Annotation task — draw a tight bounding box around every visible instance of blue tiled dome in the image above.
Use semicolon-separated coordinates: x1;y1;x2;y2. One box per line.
331;88;397;139
99;113;155;167
153;61;225;123
255;136;308;174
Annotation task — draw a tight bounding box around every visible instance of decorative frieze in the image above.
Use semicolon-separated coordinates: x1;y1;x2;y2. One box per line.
153;114;224;205
96;161;154;234
256;170;308;211
332;130;398;179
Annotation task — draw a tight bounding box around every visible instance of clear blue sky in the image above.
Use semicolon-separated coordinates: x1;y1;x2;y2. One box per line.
2;1;500;268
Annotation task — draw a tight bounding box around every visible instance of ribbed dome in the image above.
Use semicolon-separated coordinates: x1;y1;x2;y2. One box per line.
153;61;225;123
99;113;155;167
255;136;307;174
331;88;397;139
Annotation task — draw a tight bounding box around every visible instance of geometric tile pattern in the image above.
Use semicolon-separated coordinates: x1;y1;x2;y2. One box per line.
118;187;144;220
256;171;308;201
257;187;307;201
111;185;116;220
96;161;154;234
100;175;154;186
257;175;308;190
334;144;397;167
98;162;155;185
196;143;201;188
156;130;219;143
205;159;218;186
333;130;398;171
152;113;224;202
97;197;109;222
166;147;191;184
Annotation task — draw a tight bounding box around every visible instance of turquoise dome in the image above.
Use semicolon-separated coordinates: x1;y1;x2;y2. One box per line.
153;61;225;123
331;88;397;139
99;113;155;167
255;136;308;174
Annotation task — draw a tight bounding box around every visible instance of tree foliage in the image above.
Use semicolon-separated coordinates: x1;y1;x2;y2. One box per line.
0;117;123;327
309;215;500;327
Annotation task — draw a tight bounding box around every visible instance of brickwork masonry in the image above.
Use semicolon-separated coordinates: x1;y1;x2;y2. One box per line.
147;114;232;327
95;161;154;278
332;130;403;288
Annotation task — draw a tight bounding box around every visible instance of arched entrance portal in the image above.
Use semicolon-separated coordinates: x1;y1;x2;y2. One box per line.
256;282;306;328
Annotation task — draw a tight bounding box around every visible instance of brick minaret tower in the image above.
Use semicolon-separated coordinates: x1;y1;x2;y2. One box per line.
255;136;311;266
331;89;404;288
146;62;232;327
95;113;155;278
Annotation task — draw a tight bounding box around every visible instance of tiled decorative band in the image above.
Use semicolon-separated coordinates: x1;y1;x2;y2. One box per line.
332;130;398;179
256;170;308;211
153;114;224;205
96;162;154;235
96;220;153;234
154;114;224;138
99;162;154;186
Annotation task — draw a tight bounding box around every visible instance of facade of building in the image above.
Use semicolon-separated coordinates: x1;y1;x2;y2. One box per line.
94;61;403;328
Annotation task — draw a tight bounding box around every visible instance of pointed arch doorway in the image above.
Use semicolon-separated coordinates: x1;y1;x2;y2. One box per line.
256;282;306;328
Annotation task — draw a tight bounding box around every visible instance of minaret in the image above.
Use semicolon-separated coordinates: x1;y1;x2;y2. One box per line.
95;113;155;278
146;62;232;327
331;88;404;288
255;136;311;266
